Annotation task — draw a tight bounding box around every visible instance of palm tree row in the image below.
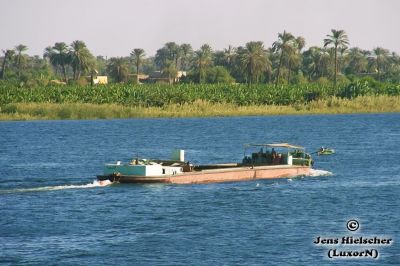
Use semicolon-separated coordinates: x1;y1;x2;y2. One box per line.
43;41;95;82
2;29;400;84
88;29;400;85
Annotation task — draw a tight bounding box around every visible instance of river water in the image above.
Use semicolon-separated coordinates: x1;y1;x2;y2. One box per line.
0;114;399;265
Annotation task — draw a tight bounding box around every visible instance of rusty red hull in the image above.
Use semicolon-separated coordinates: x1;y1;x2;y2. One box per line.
97;165;310;184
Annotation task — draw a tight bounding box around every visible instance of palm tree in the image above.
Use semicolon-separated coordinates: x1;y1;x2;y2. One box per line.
303;47;321;80
337;46;348;75
15;44;28;78
43;46;53;61
238;41;269;84
272;31;296;85
224;45;236;71
180;43;193;71
302;47;333;81
323;29;349;86
320;48;333;78
345;48;368;75
287;36;305;83
372;47;389;81
43;45;62;79
69;40;94;80
130;48;145;83
213;46;236;72
165;42;180;69
388;52;400;82
194;44;212;83
107;57;129;83
155;47;170;70
163;60;178;85
43;46;55;74
0;49;15;79
296;36;306;52
49;42;70;82
264;49;274;83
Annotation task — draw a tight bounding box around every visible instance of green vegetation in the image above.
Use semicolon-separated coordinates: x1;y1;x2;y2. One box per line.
1;29;399;120
0;80;399;120
1;96;399;121
1;80;399;106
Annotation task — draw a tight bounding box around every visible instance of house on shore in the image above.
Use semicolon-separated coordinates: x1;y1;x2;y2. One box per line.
143;71;187;84
90;70;108;85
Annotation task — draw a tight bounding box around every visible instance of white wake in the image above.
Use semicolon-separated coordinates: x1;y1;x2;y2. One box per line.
1;180;112;194
309;169;334;177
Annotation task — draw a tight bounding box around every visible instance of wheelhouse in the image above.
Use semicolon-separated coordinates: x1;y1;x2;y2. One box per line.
242;143;313;167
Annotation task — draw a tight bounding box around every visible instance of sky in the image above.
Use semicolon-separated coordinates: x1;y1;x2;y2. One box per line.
1;0;399;57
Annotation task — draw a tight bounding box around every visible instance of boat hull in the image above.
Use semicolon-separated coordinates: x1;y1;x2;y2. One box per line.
97;165;310;184
318;150;335;155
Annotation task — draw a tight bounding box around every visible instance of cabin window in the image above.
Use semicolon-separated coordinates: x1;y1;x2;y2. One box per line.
162;169;165;174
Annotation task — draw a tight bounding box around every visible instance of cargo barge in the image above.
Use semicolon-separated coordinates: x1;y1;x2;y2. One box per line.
97;143;313;184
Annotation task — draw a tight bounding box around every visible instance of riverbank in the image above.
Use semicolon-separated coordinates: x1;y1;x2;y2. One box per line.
0;96;399;120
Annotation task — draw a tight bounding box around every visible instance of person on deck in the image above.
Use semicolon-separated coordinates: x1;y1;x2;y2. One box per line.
271;148;277;162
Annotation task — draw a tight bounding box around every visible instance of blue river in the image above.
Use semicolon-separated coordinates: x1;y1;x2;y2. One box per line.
0;114;399;265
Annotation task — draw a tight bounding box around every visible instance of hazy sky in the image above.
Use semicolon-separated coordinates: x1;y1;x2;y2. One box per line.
2;0;399;57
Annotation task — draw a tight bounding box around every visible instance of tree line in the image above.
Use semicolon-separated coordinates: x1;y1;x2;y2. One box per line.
1;29;400;87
